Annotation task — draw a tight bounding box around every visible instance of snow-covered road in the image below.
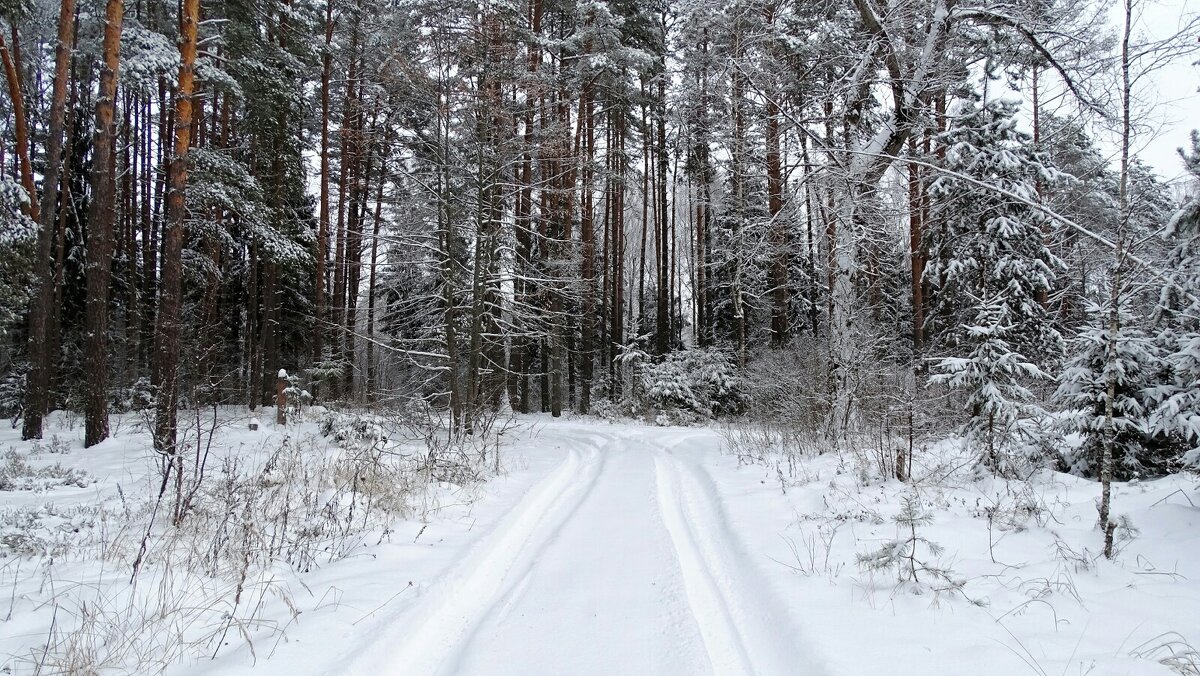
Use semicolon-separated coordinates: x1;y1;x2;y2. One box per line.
343;425;822;676
7;414;1196;676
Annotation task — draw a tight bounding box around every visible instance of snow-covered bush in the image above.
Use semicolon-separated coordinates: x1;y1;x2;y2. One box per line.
111;376;156;413
741;346;830;430
318;410;388;446
0;449;91;491
0;502;108;558
637;349;745;421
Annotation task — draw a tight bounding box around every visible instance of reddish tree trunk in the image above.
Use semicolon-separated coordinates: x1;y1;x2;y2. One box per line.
83;0;124;447
152;0;197;456
21;0;76;439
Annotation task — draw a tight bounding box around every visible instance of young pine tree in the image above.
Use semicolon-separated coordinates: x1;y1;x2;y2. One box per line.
932;294;1047;472
1152;131;1200;466
1057;298;1167;479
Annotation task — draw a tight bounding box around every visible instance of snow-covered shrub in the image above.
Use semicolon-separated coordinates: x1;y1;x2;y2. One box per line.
638;349;745;421
28;434;72;456
0;503;108;558
317;410;388;447
0;449;91;491
741;347;830;431
111;376;156;413
317;405;501;486
588;397;622;422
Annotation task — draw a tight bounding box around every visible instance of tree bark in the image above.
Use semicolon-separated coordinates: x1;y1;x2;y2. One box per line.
83;0;124;447
766;94;787;347
908;137;925;350
314;0;334;385
0;31;37;222
655;72;670;356
21;0;76;439
152;0;197;457
579;77;596;413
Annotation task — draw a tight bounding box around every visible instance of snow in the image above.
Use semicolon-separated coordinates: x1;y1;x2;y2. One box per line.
1;414;1197;675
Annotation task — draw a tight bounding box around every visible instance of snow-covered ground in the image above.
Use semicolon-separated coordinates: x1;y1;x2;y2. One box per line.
1;413;1197;674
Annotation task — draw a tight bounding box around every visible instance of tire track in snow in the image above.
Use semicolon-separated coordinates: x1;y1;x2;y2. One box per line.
342;430;614;676
652;434;828;676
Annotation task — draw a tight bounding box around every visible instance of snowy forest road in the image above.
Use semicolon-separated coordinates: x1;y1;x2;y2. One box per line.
342;425;823;676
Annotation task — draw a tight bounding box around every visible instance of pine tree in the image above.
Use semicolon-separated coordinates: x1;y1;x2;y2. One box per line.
932;294;1047;471
1152;132;1200;462
1057;298;1169;479
926;98;1065;368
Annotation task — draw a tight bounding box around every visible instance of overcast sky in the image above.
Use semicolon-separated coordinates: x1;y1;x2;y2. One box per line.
1131;0;1199;183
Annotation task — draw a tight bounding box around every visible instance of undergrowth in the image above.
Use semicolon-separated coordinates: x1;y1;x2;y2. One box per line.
0;406;507;674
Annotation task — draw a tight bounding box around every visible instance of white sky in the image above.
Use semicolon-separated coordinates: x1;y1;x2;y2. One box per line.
1128;0;1199;183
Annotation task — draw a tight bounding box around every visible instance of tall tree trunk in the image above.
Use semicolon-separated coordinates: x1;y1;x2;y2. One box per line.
655;71;670;355
331;20;361;397
152;0;197;457
21;0;76;439
730;62;747;368
365;155;384;400
908;137;925;350
766;94;787;347
246;246;260;409
579;79;596;413
83;0;124;447
638;95;648;333
314;0;334;386
610;108;626;397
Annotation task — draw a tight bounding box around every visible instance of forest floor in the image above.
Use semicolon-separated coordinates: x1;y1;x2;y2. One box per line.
1;413;1198;675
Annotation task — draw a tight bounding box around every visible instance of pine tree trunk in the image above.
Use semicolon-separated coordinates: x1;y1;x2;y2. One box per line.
766;94;787;347
314;0;334;387
610;109;625;397
152;0;197;457
638;96;649;334
0;32;37;223
332;23;361;398
21;0;76;439
83;0;124;447
730;64;747;368
365;154;384;400
655;74;670;356
579;79;595;413
908;137;925;350
246;247;260;410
